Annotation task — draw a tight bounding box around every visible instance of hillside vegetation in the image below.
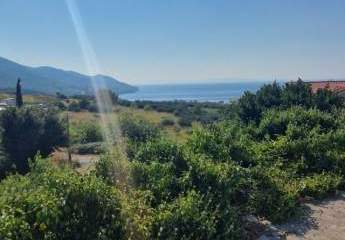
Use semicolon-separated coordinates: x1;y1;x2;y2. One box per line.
0;56;137;95
0;79;345;239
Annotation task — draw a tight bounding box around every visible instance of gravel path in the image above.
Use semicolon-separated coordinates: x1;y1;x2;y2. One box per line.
257;193;345;240
281;194;345;240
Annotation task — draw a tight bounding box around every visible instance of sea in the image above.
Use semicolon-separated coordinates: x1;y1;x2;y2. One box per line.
120;81;273;102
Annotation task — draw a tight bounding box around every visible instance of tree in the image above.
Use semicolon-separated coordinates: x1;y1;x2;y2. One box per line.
0;107;67;174
56;91;67;99
281;78;312;107
312;88;343;111
237;91;261;123
256;81;282;109
16;78;23;108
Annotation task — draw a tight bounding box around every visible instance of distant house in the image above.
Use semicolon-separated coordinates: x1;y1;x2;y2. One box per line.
307;80;345;94
0;98;16;111
2;98;16;106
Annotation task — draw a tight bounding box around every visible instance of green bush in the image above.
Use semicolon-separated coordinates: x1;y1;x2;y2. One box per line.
0;157;125;240
0;148;12;179
150;190;243;240
119;114;160;143
300;173;343;199
249;166;300;222
257;107;336;139
187;123;254;166
71;122;103;144
131;160;180;205
94;153;129;186
134;139;187;174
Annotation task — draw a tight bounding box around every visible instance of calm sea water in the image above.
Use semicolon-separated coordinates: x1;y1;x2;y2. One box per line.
120;82;271;102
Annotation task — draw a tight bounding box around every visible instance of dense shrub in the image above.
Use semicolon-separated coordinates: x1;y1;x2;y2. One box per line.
313;88;343;111
188;123;254;166
281;79;313;108
0;158;125;240
238;91;261;123
131;160;180;205
256;81;282;110
300;173;343;199
134;139;187;174
249;166;300;222
2;79;345;239
71;122;103;144
230;79;343;124
0;107;67;174
150;190;244;240
257;107;336;140
119;114;160;143
94;152;129;186
0;148;11;179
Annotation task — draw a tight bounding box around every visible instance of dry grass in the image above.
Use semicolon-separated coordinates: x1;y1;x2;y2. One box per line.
66;105;190;142
0;93;57;104
68;111;100;123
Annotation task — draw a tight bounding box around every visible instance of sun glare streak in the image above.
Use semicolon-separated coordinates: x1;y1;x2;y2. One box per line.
65;1;130;189
65;0;123;149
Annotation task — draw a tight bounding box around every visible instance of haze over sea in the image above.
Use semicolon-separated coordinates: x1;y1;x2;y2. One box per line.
120;81;274;102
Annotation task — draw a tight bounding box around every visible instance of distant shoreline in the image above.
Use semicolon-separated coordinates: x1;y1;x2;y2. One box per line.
120;81;271;102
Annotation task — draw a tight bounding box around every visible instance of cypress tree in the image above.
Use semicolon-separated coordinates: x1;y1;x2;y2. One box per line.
16;78;23;108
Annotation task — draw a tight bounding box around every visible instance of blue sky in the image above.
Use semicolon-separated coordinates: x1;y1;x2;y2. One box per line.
0;0;344;84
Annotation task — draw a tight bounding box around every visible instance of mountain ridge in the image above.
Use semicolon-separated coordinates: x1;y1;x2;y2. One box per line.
0;56;137;95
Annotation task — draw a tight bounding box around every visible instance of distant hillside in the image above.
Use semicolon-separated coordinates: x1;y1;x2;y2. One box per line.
0;56;137;95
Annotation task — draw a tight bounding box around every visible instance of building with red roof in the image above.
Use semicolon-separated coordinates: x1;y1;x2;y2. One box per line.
307;80;345;94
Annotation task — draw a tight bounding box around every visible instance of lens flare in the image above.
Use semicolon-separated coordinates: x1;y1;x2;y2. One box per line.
65;0;128;183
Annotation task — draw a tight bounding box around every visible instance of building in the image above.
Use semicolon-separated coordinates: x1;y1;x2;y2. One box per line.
0;98;16;111
1;98;16;106
308;80;345;94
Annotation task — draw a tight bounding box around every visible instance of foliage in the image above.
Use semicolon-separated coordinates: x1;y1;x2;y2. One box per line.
229;79;343;123
0;148;11;179
300;173;343;199
70;122;103;144
0;157;125;240
281;78;312;108
119;114;160;143
238;91;261;123
94;153;129;186
2;79;345;239
0;107;67;174
187;123;254;166
249;166;301;222
313;88;344;111
150;190;243;240
119;99;225;125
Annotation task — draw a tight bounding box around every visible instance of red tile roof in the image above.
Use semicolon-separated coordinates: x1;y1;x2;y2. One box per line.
307;81;345;93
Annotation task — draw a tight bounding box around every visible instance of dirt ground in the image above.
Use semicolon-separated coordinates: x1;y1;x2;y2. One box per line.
259;193;345;240
281;193;345;240
51;149;99;173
